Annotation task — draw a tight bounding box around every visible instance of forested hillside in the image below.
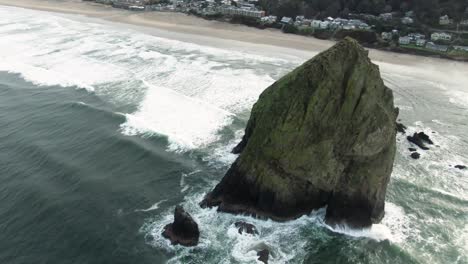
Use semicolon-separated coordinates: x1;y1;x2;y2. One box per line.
259;0;468;25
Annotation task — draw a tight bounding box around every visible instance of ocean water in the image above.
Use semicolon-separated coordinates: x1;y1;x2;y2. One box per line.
0;5;467;264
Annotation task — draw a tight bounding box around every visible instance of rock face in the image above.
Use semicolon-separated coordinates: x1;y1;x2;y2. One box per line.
201;38;398;227
455;165;466;170
257;249;269;264
162;206;199;246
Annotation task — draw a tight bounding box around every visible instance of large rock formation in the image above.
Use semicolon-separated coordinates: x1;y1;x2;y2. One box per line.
201;38;398;227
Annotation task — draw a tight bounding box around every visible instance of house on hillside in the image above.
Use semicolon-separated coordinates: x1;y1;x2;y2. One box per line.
381;32;392;41
426;42;448;52
399;36;411;45
379;13;393;21
405;11;415;17
408;33;425;40
431;32;452;41
439;15;453;25
402;17;414;24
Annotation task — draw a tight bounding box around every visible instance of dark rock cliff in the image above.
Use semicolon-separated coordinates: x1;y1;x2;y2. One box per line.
202;38;398;228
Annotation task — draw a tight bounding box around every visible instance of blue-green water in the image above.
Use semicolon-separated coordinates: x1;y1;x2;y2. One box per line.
0;5;467;264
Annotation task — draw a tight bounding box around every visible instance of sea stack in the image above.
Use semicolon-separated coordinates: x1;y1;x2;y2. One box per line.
201;38;398;227
162;206;199;246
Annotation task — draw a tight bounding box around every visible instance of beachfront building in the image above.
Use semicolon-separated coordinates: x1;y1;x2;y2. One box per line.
260;16;277;25
218;6;265;18
426;42;449;52
439;15;453;25
311;20;321;28
416;39;427;47
399;36;411;45
431;32;452;41
454;46;468;52
280;17;293;24
319;21;330;29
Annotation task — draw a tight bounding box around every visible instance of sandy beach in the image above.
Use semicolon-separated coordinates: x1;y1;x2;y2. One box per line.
0;0;460;67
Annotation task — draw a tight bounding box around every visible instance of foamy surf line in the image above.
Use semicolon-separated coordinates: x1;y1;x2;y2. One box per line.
143;183;410;264
0;5;288;154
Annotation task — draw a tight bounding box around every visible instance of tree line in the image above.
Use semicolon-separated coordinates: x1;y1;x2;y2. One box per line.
258;0;468;25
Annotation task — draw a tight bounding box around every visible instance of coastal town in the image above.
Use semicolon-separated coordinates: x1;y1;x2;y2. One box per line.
87;0;468;60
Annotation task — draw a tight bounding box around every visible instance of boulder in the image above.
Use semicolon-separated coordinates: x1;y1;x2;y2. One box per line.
257;249;269;264
407;132;433;150
396;122;407;134
408;148;417;152
234;221;258;235
455;165;466;170
162;206;199;246
410;152;420;159
201;38;398;228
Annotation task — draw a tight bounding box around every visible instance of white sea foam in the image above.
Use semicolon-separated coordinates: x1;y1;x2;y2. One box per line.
135;200;168;212
0;6;285;152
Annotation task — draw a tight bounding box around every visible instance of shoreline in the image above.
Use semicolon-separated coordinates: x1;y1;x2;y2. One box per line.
1;0;463;67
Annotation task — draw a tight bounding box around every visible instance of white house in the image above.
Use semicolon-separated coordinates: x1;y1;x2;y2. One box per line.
416;39;426;46
431;32;452;41
379;13;393;21
399;36;411;45
408;33;425;40
280;17;293;24
311;20;321;28
381;32;392;41
453;45;468;52
439;15;453;25
319;21;330;29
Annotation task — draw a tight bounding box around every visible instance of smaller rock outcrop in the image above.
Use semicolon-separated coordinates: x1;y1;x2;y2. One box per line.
408;148;417;152
407;132;433;150
455;165;466;170
257;249;269;264
162;206;199;247
410;152;420;159
396;122;407;134
234;221;258;235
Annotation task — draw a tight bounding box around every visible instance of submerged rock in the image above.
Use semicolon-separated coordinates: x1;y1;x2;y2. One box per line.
455;165;466;170
257;249;269;264
234;221;258;235
410;152;421;159
201;38;398;227
407;132;433;150
162;206;199;246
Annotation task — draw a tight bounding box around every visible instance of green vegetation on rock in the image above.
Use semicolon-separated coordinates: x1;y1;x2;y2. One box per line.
202;38;398;227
